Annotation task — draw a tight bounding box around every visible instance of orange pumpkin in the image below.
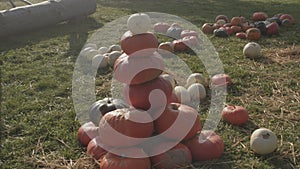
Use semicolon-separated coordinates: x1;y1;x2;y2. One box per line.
98;108;154;147
87;136;107;160
246;28;261;41
221;105;249;125
231;17;243;26
114;52;164;85
77;122;99;146
150;142;192;169
100;147;151;169
185;130;224;161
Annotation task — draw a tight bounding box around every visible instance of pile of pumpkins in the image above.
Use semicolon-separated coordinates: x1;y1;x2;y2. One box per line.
77;13;278;169
202;12;295;40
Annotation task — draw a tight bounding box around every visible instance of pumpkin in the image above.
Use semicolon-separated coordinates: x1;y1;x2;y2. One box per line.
236;32;247;39
166;26;183;39
243;42;261;59
185;130;224;161
231;26;242;34
114;52;164;85
213;28;228;37
210;73;231;87
215;15;229;23
246;28;261;41
98;108;154;147
106;51;122;66
181;36;200;47
100;147;151;169
254;21;267;35
154;103;201;141
160;74;176;89
242;22;254;32
127;13;151;35
120;31;158;57
279;14;294;24
77;122;99;146
158;42;174;54
216;19;226;26
181;29;198;39
185;73;207;88
187;83;207;101
153;22;171;34
92;54;108;68
150;142;192;169
252;12;268;21
174;86;191;105
201;23;215;34
88;97;128;125
123;76;173;111
172;39;188;51
250;128;277;155
87;136;107;160
98;46;108;54
107;44;122;53
221;105;249;125
231;17;243;26
266;22;279;36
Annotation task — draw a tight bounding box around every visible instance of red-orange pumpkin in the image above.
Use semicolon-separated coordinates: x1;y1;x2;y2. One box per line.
215;15;229;23
100;147;151;169
154;103;201;141
77;122;99;146
98;108;154;147
252;12;268;21
114;52;164;85
185;130;224;161
222;105;249;125
87;136;107;160
246;28;261;41
123;76;173;111
231;17;243;26
120;31;158;56
150;142;192;169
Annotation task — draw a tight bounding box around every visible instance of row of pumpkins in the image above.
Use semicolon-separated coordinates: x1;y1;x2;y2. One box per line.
77;13;278;169
201;12;295;40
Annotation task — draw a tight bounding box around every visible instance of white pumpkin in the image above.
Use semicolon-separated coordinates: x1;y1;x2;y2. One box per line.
98;47;108;54
107;51;122;66
174;86;191;105
107;44;122;53
127;13;151;35
243;42;261;59
92;54;108;68
250;128;277;155
160;74;176;89
85;49;99;62
187;83;206;101
186;73;207;88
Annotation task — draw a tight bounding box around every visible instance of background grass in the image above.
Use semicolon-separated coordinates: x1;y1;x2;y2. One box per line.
0;0;299;168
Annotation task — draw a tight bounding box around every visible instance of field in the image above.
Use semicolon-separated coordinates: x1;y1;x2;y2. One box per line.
0;0;299;168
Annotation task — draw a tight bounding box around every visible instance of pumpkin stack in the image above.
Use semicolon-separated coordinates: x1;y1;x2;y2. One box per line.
77;13;225;169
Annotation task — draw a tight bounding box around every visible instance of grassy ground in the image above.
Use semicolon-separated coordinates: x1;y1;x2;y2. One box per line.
1;0;299;168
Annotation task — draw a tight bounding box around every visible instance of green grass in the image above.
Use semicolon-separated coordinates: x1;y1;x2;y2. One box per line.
1;0;299;168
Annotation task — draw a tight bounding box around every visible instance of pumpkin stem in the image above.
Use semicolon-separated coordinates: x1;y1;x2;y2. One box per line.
169;103;179;110
262;133;270;139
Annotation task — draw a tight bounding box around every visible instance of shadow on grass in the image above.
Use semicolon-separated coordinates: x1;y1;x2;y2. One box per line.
0;17;103;57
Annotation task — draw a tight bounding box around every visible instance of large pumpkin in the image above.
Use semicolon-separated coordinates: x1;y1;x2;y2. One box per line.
150;142;192;169
100;147;151;169
123;76;173;111
77;122;99;146
114;52;164;85
185;130;224;161
120;31;158;56
154;103;201;141
87;136;107;160
98;108;154;147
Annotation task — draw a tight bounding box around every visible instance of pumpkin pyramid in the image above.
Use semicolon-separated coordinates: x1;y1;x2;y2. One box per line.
77;13;224;169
